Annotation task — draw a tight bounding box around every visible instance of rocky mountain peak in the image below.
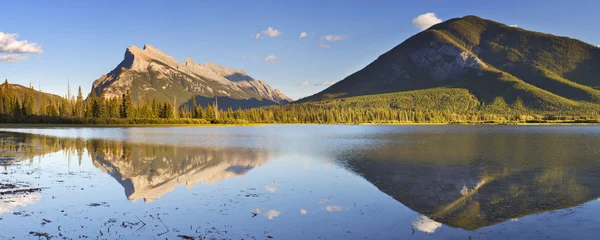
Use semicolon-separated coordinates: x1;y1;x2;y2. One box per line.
90;44;291;108
183;57;197;65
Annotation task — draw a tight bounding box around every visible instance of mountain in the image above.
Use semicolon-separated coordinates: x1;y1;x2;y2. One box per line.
90;44;291;109
301;15;600;113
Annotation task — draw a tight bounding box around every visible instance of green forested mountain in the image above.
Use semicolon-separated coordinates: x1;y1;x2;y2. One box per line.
300;15;600;114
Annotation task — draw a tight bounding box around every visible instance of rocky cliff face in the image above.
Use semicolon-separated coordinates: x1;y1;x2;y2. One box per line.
409;41;486;81
90;44;291;109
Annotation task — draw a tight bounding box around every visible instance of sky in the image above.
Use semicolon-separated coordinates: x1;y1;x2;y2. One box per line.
1;0;599;100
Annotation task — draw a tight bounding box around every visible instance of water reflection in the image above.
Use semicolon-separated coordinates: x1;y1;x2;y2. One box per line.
339;129;600;230
3;126;600;238
1;132;270;203
413;215;442;233
0;193;42;214
90;141;269;202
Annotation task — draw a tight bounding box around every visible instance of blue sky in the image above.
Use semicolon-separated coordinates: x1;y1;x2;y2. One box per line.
1;0;599;100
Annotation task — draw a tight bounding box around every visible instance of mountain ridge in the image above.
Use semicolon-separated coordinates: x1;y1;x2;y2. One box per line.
300;15;600;113
90;44;291;109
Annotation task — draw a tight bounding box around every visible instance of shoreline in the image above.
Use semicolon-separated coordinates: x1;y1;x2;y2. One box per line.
0;121;598;128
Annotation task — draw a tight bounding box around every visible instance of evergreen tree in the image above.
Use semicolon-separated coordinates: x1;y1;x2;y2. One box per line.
76;86;84;118
120;90;133;118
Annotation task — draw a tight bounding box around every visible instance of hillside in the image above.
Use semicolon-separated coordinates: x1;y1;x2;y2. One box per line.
300;15;600;113
0;81;65;116
90;44;291;110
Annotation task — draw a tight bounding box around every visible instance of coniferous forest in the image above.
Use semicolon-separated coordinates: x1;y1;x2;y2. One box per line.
1;80;599;125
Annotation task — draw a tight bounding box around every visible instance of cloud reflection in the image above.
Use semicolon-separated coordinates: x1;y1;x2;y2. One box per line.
265;210;282;219
0;193;42;214
412;215;442;233
265;181;280;193
254;208;282;219
324;205;346;212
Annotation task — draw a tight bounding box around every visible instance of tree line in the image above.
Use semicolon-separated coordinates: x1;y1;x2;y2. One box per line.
1;80;599;124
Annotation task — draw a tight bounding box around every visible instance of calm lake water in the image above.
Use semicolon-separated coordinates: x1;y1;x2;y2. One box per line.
1;125;600;239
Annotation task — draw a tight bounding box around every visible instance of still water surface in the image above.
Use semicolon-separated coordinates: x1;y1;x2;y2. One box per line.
1;125;599;239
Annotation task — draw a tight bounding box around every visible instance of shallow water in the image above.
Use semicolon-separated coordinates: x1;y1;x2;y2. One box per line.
1;125;600;239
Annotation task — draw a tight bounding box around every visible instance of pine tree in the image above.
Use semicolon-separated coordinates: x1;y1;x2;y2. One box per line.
75;86;84;118
120;90;133;118
12;99;22;117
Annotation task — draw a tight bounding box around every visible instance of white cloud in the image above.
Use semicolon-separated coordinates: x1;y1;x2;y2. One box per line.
597;45;600;48
316;42;331;49
315;81;335;86
263;27;282;37
324;205;346;212
412;215;442;233
412;13;442;30
252;33;263;40
0;32;43;53
0;54;27;63
324;34;348;41
254;27;282;39
296;81;309;86
509;24;519;28
264;54;278;64
299;32;307;39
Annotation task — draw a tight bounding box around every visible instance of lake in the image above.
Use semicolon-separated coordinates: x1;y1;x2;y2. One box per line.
1;125;599;239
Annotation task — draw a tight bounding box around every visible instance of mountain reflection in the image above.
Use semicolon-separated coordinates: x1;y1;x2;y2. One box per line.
0;132;270;203
339;130;600;230
89;141;269;202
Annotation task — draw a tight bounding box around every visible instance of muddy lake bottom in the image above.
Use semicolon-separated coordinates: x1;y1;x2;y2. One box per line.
1;125;600;239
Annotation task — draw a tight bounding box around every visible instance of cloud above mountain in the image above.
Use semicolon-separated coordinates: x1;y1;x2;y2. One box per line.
412;13;442;30
296;81;309;86
0;32;42;63
324;34;348;41
264;54;278;64
315;81;335;86
0;54;27;63
316;42;331;48
254;27;282;39
0;32;43;53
